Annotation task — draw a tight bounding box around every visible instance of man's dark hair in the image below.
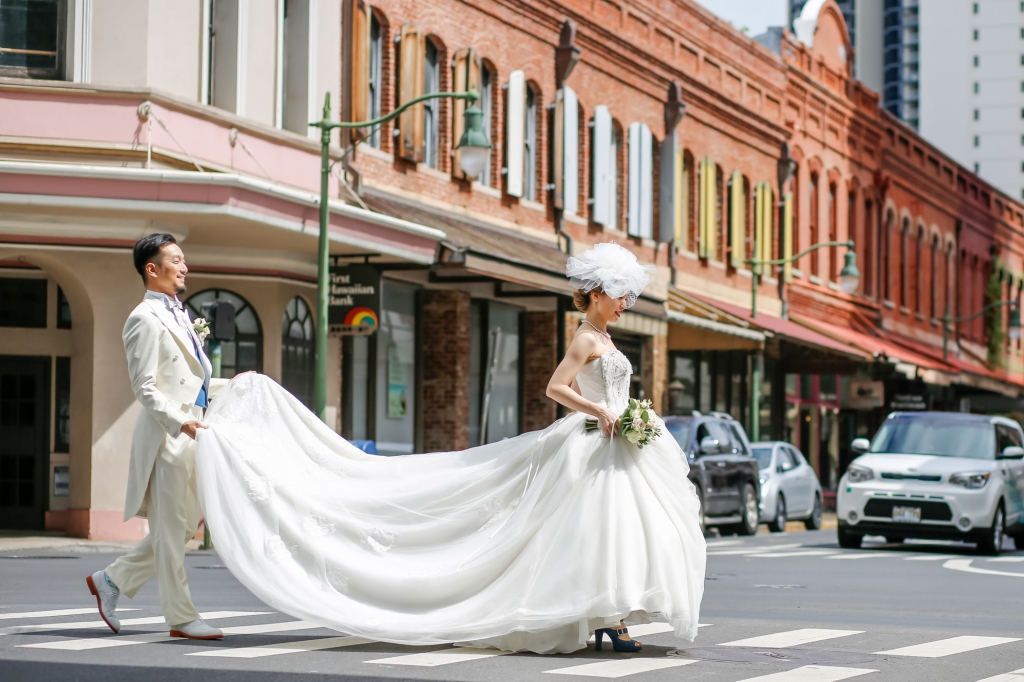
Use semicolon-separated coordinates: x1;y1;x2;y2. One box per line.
133;233;177;284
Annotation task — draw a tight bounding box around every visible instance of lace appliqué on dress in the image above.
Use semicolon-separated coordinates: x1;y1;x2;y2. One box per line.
245;475;275;503
302;513;337;537
364;528;397;554
601;350;633;413
265;535;295;562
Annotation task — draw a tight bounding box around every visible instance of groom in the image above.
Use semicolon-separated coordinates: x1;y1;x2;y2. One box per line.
86;233;228;639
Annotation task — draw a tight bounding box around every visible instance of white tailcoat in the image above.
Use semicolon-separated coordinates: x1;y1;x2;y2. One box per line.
122;297;228;521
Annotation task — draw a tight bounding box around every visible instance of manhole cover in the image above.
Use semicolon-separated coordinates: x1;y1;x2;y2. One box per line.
0;555;79;560
670;647;879;666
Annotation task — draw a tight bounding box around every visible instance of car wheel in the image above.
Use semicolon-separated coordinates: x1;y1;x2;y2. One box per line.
977;504;1005;556
694;485;707;536
736;483;759;536
768;495;787;533
837;525;862;549
804;494;823;531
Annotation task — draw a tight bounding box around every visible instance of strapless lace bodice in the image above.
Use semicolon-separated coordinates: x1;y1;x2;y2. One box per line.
575;349;632;413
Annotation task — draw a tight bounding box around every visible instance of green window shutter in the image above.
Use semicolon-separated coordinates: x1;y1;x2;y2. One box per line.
674;147;684;247
783;190;794;283
730;170;744;269
697;158;707;258
705;159;717;261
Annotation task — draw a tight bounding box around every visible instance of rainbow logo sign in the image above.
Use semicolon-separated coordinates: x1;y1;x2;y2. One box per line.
343;307;378;328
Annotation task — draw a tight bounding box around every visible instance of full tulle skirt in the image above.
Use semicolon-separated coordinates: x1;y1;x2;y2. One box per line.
194;374;706;654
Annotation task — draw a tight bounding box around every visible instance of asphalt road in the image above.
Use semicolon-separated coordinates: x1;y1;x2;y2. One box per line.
2;531;1023;682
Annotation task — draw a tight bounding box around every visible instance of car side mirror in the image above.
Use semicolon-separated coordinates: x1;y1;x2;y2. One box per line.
851;438;870;454
999;445;1024;459
699;436;720;455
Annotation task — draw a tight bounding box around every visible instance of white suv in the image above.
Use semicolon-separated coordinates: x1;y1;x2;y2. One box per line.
837;412;1024;555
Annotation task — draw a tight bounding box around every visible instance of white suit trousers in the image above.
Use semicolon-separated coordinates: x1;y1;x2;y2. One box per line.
106;405;203;627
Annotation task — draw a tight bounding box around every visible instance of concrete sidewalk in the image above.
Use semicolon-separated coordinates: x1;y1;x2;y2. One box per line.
0;531;203;554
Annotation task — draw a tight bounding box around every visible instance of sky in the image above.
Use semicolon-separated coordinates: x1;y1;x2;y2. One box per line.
691;0;789;37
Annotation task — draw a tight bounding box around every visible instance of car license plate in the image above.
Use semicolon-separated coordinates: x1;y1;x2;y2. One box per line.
892;506;922;523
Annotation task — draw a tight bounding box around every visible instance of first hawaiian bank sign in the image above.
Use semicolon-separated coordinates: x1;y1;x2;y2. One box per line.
328;259;381;334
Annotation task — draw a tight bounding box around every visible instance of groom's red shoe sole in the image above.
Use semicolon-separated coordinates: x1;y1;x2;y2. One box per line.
169;630;223;640
85;575;119;634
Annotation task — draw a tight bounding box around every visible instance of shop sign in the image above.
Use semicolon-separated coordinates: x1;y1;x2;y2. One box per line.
891;393;927;411
845;379;884;409
328;261;380;334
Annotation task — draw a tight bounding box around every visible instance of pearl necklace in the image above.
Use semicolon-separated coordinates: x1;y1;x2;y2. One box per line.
580;319;611;338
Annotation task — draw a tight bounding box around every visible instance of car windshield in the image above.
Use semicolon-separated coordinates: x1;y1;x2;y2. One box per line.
665;421;691;449
870;417;995;460
751;446;773;469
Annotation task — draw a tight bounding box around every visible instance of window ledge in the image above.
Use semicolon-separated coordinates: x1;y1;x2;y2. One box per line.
827;281;841;292
709;260;727;270
520;198;546;213
563;211;588;226
357;144;393;163
417;164;451;183
678;249;699;261
471;181;501;198
900;306;911;315
809;274;824;285
763;275;778;285
883;299;896;309
791;267;805;279
736;268;753;279
931;317;941;328
915;312;925;322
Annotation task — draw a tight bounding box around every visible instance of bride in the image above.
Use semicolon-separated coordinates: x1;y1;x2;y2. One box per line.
195;242;706;655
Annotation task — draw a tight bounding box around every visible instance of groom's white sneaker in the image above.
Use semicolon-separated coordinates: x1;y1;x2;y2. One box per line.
86;571;120;633
170;619;223;640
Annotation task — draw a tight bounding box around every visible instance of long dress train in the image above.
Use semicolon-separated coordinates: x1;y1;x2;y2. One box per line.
194;349;706;654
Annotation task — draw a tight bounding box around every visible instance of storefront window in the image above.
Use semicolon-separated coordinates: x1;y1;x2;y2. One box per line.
470;301;521;445
185;289;263;377
668;353;697;415
342;335;372;441
281;296;314;407
375;280;417;455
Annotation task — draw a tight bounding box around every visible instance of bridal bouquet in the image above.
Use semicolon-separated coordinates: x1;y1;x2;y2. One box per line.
584;398;662;448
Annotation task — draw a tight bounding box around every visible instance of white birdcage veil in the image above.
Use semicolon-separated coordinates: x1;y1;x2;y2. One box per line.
565;242;654;308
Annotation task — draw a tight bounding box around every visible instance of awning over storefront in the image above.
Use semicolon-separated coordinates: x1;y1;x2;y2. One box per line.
791;314;1024;398
672;288;870;362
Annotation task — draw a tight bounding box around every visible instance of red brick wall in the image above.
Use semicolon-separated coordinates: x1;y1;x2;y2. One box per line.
420;290;471;451
522;311;559;431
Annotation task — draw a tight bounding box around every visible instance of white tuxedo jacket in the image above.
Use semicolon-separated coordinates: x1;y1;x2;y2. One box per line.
122;296;228;521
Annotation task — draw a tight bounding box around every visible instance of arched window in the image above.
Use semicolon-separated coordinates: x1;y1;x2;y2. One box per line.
367;10;384;148
744;175;753;262
809;173;819;276
684;150;697;252
882;209;893;301
479;59;497;187
930;235;940;319
422;38;441;169
185;289;263;377
900;218;910;309
716;163;725;261
524;83;539;201
828;182;838;282
915;226;925;314
946;244;956;321
863;199;874;297
281;296;315;407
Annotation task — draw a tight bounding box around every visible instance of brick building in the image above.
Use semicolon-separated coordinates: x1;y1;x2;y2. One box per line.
1;0;1023;537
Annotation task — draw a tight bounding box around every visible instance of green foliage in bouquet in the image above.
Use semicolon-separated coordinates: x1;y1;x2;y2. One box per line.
584;398;663;448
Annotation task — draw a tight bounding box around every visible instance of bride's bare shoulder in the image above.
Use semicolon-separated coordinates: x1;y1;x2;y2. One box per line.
567;329;606;360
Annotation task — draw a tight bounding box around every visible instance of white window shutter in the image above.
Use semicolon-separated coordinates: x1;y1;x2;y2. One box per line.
563;86;579;215
506;70;526;198
640;123;653;239
592;105;612;226
627;122;641;237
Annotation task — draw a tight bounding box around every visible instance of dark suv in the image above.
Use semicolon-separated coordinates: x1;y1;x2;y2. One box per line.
663;412;761;535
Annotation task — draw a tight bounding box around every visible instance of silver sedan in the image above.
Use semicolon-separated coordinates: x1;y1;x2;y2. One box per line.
752;441;824;533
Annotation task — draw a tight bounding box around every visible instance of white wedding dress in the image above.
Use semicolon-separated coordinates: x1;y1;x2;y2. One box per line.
195;349;706;654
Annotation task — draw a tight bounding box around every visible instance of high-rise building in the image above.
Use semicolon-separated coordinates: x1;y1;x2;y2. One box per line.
791;0;886;95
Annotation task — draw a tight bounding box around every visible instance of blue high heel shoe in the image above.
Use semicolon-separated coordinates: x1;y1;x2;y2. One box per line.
594;625;643;652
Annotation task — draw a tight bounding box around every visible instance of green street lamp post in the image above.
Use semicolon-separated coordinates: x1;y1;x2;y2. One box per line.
308;90;490;422
942;300;1022;361
742;239;860;442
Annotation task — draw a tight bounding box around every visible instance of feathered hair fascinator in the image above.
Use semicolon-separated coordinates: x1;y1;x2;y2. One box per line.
565;242;655;308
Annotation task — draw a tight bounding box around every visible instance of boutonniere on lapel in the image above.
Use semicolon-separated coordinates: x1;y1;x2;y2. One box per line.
192;318;211;343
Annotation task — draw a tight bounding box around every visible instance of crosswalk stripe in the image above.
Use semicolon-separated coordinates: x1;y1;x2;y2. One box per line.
544;658;697;678
876;636;1021;657
189;635;372;658
987;557;1024;563
944;559;1024;578
708;544;803;556
904;554;957;561
972;674;1024;682
367;647;509;667
825;554;892;560
718;629;864;648
733;664;877;681
220;621;326;636
17;612;278;650
749;551;840;558
1;610;266;637
0;608;138;621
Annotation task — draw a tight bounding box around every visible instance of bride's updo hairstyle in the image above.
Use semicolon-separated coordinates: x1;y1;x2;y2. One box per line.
565;242;655;310
573;287;601;312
